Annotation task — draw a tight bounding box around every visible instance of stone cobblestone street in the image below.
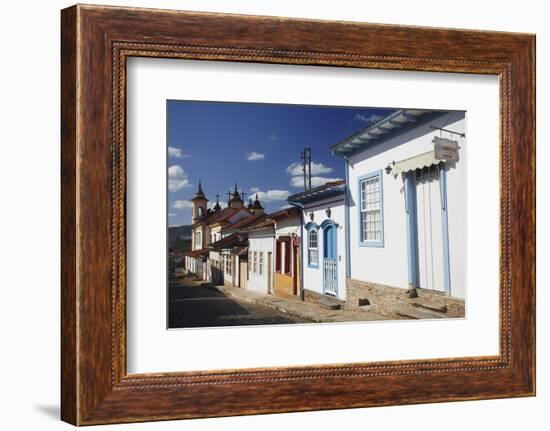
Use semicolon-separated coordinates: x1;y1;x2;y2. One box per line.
168;276;312;328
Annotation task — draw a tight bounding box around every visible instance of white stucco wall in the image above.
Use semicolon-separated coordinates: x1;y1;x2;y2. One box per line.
209;225;222;244
222;251;237;286
191;224;208;250
347;112;466;299
301;198;347;301
247;231;275;294
275;217;300;237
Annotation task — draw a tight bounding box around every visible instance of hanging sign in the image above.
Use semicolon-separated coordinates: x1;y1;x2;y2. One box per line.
433;136;459;161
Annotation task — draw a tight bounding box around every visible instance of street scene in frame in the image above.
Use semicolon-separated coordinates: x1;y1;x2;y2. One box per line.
167;100;466;329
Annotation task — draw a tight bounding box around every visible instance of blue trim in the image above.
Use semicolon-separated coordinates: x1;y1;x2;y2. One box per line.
320;219;339;230
304;221;319;231
344;159;351;278
439;164;452;295
321;221;338;297
404;171;419;288
357;170;385;247
305;222;320;269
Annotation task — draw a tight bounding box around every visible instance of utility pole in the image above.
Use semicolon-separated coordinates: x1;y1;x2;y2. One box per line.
300;146;312;191
307;147;312;191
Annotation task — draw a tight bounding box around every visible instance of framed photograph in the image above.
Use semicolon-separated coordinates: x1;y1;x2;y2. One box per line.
61;4;535;425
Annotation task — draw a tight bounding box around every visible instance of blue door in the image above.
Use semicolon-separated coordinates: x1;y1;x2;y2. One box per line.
323;225;337;296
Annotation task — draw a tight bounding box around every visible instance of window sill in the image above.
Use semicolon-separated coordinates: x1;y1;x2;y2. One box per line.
358;240;384;248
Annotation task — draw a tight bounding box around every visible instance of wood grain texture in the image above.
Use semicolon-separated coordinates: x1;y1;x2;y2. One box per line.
60;4;536;425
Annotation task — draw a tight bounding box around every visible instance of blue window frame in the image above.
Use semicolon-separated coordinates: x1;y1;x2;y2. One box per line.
305;222;319;268
358;170;384;247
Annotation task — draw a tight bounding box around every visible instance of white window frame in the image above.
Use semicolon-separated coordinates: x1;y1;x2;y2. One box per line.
259;251;264;276
308;227;319;268
194;231;202;249
358;170;384;247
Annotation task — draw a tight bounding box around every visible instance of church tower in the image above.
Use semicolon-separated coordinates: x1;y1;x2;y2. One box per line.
229;183;245;209
250;194;264;214
191;180;209;224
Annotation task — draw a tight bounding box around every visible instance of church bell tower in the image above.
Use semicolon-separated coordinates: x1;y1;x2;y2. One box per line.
191;180;208;224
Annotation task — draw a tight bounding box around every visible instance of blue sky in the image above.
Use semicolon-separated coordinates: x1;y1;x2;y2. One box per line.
167;100;395;226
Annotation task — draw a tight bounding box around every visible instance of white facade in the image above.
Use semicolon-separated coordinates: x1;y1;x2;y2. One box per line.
300;198;347;301
222;251;238;286
247;230;275;294
346;112;466;299
184;255;204;279
209;225;222;244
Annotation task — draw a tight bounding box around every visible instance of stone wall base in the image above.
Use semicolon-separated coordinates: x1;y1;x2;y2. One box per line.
303;289;344;306
346;278;465;318
303;288;325;304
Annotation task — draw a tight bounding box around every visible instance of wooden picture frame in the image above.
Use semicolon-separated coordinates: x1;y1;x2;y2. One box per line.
61;4;535;425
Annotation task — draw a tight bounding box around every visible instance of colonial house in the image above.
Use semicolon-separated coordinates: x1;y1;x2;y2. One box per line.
207;232;248;286
270;207;302;298
288;181;347;303
207;205;267;287
330;109;466;316
242;218;276;294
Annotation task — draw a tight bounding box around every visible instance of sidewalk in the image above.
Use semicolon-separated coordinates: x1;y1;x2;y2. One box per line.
204;282;388;323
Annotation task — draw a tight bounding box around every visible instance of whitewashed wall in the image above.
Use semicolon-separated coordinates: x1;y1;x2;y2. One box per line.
301;199;347;301
222;251;237;286
210;225;222;243
276;217;300;237
247;232;275;294
347;112;466;299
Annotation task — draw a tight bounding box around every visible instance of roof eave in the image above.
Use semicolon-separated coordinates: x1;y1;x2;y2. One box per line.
331;109;440;158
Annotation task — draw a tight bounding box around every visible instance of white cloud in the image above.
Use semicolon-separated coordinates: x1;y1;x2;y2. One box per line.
249;188;291;203
269;134;278;141
246;151;265;161
286;161;334;177
172;200;193;209
169;213;176;217
290;176;343;189
354;113;384;124
168;165;191;192
168;146;188;158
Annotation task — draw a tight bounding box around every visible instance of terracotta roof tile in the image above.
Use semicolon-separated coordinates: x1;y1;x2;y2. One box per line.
267;206;300;221
183;248;209;258
223;213;267;232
